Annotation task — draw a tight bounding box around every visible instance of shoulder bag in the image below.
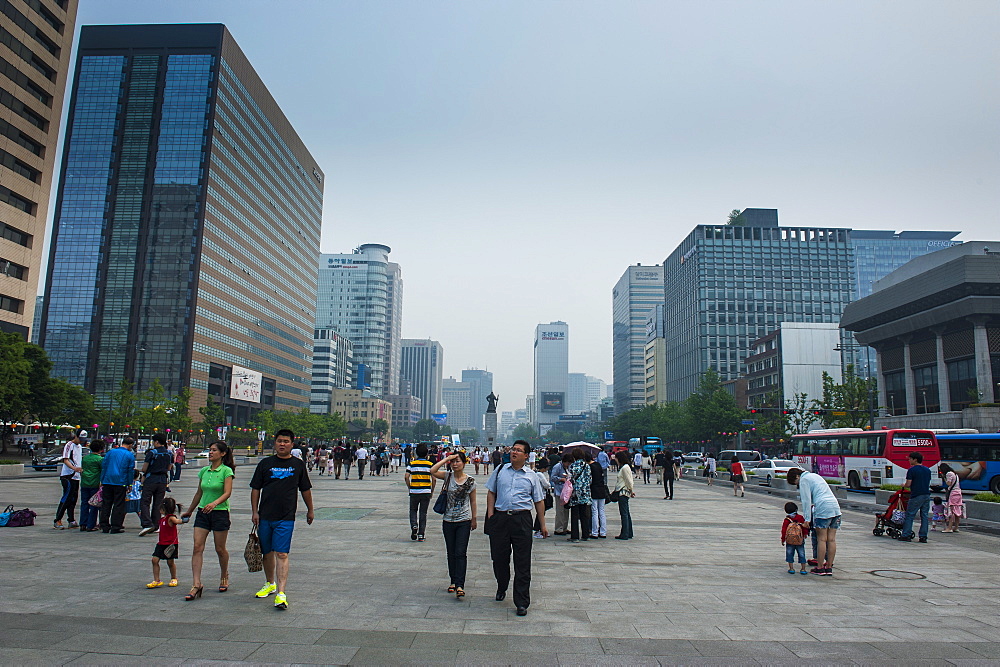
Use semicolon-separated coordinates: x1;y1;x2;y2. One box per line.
244;524;263;572
433;472;452;514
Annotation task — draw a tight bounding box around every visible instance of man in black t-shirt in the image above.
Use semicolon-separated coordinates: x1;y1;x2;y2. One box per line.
250;428;314;609
139;434;173;535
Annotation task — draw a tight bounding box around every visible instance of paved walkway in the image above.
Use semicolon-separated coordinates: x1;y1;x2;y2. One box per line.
2;465;999;665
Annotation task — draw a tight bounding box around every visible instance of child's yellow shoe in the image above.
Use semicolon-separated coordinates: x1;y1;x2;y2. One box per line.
168;579;178;587
146;580;164;588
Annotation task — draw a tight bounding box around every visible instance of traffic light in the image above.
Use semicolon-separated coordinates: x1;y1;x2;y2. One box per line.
749;408;759;414
812;409;826;416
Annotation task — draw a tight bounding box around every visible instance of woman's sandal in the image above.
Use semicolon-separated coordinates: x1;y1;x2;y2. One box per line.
447;584;456;593
219;574;229;593
184;586;203;601
455;587;465;599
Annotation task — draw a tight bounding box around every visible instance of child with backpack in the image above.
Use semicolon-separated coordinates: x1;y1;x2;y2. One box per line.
781;501;810;575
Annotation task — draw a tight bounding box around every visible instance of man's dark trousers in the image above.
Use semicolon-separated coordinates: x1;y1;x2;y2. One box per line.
99;484;127;532
409;494;431;535
140;480;168;529
663;476;674;499
489;510;534;609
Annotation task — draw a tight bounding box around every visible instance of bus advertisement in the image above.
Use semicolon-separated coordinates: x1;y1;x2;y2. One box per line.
935;432;1000;495
628;437;664;454
789;428;940;490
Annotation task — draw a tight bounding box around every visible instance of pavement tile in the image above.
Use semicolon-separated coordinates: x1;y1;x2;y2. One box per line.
867;642;984;659
0;647;85;663
720;627;817;642
883;627;988;643
559;654;660;666
64;653;185;665
957;643;1000;658
803;628;901;642
688;640;798;658
317;629;416;648
0;627;62;649
145;638;263;661
50;633;169;656
781;641;890;660
657;658;761;666
633;626;729;641
424;605;513;621
410;631;507;651
248;643;360;665
599;638;700;657
221;625;327;644
348;646;456;665
456;649;563;665
374;617;467;633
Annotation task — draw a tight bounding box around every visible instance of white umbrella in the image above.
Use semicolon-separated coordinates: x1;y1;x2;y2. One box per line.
562;441;600;451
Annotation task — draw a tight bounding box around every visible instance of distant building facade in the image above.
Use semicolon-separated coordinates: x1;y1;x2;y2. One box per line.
442;377;472;430
613;264;664;413
329;388;392;439
743;322;842;409
461;368;493;432
644;305;667;404
387;393;422;430
534;321;569;434
400;338;444;419
310;328;353;414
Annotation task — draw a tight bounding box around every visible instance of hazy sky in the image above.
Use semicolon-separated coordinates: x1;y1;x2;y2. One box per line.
70;0;1000;411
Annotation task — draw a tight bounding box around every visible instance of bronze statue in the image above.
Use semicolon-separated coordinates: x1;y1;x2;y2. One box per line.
486;392;499;413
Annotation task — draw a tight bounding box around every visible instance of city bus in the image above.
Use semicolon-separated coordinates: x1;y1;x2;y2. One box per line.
934;431;1000;495
789;428;940;490
628;436;663;453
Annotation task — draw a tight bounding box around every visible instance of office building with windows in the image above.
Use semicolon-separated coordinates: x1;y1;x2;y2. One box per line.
0;0;77;339
461;368;493;432
400;338;443;419
442;376;472;430
316;244;396;397
387;392;421;430
534;321;569;433
644;305;667;405
384;262;402;395
842;242;1000;431
328;388;392;438
612;264;664;414
743;322;841;409
40;24;323;424
310;328;353;414
662;210;854;402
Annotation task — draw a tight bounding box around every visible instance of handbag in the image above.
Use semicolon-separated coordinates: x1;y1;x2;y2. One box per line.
543;489;554;511
432;473;451;515
607;489;621;503
88;487;104;507
244;525;263;572
560;476;574;505
4;507;36;527
890;508;906;524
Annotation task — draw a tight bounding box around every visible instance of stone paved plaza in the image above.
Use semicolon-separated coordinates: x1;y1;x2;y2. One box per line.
2;466;1000;665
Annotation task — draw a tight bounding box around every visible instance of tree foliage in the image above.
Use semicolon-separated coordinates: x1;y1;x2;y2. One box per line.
815;366;875;429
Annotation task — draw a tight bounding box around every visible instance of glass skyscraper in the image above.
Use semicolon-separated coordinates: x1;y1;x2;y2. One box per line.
41;24;323;424
612;265;664;414
850;230;960;299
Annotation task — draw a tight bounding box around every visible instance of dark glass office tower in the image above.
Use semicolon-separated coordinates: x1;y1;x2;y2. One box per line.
41;24;323;423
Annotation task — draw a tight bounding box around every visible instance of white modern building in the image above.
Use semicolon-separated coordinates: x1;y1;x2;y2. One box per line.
442;377;473;430
316;244;398;396
744;322;843;408
613;264;665;414
310;328;354;413
400;338;444;419
534;321;570;434
385;262;403;394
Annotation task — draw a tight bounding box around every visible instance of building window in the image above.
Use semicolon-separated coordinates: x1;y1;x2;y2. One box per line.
0;222;31;247
884;371;906;415
0;257;26;279
948;357;977;411
913;365;939;414
0;292;22;313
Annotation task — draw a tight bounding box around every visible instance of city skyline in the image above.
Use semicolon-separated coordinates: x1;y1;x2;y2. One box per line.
27;2;1000;409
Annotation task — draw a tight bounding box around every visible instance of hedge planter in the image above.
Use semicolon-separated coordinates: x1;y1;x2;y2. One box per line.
965;499;1000;523
0;463;24;477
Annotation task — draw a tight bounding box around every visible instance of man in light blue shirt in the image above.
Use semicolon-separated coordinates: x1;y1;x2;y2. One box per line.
99;437;136;533
486;440;546;617
596;449;610;470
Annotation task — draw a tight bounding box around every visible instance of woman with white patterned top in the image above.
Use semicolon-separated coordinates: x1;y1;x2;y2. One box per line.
429;452;477;599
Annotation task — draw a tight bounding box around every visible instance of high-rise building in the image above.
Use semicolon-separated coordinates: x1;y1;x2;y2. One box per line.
384;262;402;395
644;305;666;405
585;375;607;412
310;328;353;414
316;244;395;396
40;24;322;424
441;376;472;430
850;231;961;300
612;264;665;414
662;211;852;402
534;321;569;434
328;388;392;439
387;393;421;430
400;338;444;419
743;322;842;408
0;0;78;340
461;368;493;432
567;372;588;414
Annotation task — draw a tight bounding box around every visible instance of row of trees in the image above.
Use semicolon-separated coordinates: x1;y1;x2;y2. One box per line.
391;419;480;445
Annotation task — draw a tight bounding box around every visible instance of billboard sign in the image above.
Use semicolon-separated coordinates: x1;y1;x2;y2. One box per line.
230;366;262;403
539;330;566;341
558;414;587;421
540;392;564;412
431;413;448;425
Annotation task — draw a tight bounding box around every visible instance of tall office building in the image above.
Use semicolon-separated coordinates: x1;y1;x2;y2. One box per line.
41;24;323;424
612;264;665;414
316;244;396;396
400;338;444;419
567;372;588;413
534;321;569;434
0;0;77;339
461;368;493;432
662;209;853;402
384;261;402;395
310;328;353;413
441;376;472;430
585;375;607;412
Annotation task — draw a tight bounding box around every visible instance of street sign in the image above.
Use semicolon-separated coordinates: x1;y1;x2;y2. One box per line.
832;411;847;416
741;420;755;425
604;431;614;440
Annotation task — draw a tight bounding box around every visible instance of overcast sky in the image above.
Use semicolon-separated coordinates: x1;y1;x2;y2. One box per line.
71;0;1000;412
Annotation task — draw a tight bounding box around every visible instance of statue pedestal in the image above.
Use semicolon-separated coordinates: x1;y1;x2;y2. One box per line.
485;412;498;448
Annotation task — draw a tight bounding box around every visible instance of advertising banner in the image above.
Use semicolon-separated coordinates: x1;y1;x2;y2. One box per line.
230;366;262;403
813;455;845;478
431;413;448;425
540;392;564;412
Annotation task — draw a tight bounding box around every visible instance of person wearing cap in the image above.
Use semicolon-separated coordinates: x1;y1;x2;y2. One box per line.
485;439;546;617
100;437;136;533
54;430;86;529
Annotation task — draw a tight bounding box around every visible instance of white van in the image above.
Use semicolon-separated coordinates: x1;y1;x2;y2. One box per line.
717;450;762;471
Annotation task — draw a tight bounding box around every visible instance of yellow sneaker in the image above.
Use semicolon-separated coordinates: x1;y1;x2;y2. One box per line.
274;592;288;609
146;580;164;588
255;582;276;598
168;579;178;587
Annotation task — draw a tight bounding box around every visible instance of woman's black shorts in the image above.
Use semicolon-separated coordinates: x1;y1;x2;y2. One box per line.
193;509;231;532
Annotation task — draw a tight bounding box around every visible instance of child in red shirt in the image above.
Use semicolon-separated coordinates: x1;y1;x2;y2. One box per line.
147;497;182;588
781;501;809;575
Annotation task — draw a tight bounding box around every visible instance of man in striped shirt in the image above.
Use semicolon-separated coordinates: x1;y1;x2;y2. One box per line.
405;442;436;541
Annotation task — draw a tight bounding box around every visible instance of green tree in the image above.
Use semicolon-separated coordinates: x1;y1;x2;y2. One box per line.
751;391;787;447
413;419;439;440
393;425;414;442
785;392;818;436
169;387;193;437
106;378;139;433
685;369;743;444
815;366;876;429
372;418;389;439
727;208;743;225
459;428;480;445
541;428;576;445
135;379;170;433
0;332;30;453
511;423;537;443
198;395;227;434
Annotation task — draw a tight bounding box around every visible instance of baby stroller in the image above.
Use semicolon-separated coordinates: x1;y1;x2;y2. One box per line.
873;489;909;538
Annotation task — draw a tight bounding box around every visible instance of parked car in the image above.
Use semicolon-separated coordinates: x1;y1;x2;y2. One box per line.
751;459;799;485
31;454;63;471
682;452;704;463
